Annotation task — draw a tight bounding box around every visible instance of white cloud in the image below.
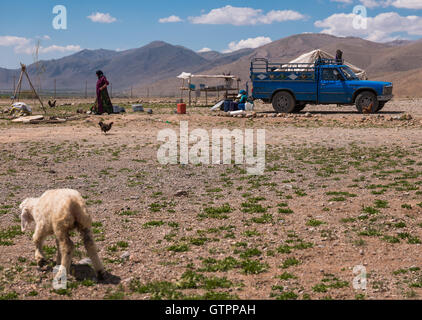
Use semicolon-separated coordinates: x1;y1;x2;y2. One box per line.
224;36;272;53
0;36;34;54
198;47;212;52
315;11;422;42
188;5;306;26
159;15;183;23
392;0;422;9
359;0;393;7
39;45;81;54
0;35;81;55
87;12;117;23
358;0;422;8
331;0;353;4
0;36;31;49
36;35;51;41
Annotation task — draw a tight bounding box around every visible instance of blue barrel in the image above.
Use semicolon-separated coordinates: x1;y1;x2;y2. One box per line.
224;100;232;112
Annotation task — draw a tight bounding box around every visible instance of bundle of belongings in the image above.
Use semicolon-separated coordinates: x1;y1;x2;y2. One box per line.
211;90;254;112
280;49;367;80
3;102;33;116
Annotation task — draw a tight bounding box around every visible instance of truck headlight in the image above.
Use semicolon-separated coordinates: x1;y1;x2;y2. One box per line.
383;85;393;95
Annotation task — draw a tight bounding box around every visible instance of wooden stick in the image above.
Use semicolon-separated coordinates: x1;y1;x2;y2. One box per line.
22;65;46;114
12;69;24;103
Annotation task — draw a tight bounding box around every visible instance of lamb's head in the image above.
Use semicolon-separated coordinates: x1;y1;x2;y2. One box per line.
19;198;37;232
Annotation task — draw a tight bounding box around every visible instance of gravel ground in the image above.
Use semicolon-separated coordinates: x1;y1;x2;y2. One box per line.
0;98;422;300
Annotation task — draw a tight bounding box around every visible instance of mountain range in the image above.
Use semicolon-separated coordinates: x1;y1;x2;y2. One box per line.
1;33;421;97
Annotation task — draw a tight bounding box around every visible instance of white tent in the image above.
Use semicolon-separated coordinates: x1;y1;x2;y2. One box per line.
287;49;367;80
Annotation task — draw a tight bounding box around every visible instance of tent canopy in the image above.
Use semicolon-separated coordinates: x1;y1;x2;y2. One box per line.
287;49;367;80
177;72;238;80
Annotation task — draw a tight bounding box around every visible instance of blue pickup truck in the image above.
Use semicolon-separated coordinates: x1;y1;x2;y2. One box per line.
250;58;393;113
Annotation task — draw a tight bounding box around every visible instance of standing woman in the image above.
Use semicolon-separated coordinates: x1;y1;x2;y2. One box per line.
95;70;113;115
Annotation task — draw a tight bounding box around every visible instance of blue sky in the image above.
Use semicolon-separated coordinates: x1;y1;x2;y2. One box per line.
0;0;421;68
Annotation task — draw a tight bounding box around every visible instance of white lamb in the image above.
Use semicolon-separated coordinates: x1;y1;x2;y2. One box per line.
19;189;105;279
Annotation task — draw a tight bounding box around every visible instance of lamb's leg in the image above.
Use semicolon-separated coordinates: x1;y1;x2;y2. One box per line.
56;230;74;276
33;227;47;267
55;239;62;265
81;228;105;279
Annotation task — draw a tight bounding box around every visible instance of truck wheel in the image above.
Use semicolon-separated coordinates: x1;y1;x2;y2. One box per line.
376;102;386;112
272;91;295;113
293;103;306;113
355;91;379;114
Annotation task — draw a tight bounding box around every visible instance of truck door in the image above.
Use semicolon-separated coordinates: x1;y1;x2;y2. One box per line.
318;68;349;104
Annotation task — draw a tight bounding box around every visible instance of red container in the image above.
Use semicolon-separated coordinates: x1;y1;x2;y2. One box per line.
177;103;186;114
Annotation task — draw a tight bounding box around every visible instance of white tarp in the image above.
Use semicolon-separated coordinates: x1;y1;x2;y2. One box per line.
279;49;368;80
177;72;192;79
9;102;32;116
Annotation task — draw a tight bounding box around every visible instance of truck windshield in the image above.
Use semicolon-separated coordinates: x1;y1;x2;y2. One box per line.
340;67;359;80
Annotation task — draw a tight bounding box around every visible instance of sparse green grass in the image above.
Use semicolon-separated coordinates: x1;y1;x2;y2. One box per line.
306;219;325;227
0;291;19;300
199;203;232;219
277;272;297;280
0;226;23;246
143;220;165;228
251;213;273;224
281;257;301;269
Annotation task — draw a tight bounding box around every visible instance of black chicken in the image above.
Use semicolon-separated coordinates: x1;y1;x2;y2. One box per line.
48;100;57;108
98;121;113;134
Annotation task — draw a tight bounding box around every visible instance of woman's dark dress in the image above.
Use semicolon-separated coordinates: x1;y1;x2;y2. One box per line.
95;75;113;114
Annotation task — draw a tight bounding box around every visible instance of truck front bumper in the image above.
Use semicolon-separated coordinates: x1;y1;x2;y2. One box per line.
378;95;393;102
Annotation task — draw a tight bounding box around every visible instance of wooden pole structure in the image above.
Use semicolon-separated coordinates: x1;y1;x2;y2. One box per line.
12;63;46;113
54;79;56;99
130;86;133;99
110;83;113;98
85;80;88;99
14;68;24;101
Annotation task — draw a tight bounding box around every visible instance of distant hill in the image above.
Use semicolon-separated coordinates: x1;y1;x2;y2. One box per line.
135;34;422;97
1;34;421;97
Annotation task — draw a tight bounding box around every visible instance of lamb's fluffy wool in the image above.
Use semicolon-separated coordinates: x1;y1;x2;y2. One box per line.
20;189;105;279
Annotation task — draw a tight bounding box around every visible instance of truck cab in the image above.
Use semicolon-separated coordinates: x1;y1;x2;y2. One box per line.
250;58;393;113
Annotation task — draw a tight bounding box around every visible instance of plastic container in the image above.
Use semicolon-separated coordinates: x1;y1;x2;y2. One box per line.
113;105;125;113
177;103;186;114
132;104;144;112
245;102;254;111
